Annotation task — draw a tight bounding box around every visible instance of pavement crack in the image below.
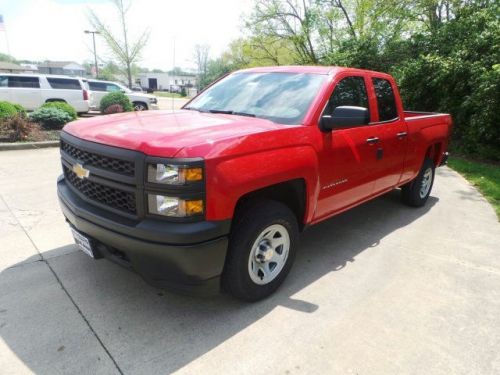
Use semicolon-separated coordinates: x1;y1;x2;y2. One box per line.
0;195;124;375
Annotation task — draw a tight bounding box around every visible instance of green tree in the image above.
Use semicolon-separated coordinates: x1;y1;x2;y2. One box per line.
88;0;150;88
0;53;17;63
97;61;121;81
194;44;210;90
393;3;500;159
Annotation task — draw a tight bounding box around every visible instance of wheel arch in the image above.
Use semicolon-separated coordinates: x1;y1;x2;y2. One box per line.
425;142;443;167
233;179;307;231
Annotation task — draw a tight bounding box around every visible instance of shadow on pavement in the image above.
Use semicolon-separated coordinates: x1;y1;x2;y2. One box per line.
0;190;438;374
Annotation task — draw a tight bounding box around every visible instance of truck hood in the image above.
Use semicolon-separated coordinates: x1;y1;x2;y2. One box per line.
63;110;287;157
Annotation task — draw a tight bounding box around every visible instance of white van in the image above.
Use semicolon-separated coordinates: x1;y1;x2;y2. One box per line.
0;74;91;113
87;79;158;111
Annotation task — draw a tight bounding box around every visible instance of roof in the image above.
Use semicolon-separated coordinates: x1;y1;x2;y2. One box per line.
38;61;83;69
239;65;334;74
0;61;29;71
237;65;388;76
0;72;85;80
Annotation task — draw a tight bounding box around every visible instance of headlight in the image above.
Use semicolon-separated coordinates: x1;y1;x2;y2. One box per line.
147;164;203;185
148;194;203;217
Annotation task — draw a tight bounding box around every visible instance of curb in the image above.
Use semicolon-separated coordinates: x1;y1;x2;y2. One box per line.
0;141;59;151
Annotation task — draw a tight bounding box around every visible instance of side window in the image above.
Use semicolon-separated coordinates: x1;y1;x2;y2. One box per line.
324;76;369;116
88;82;106;91
47;78;82;90
372;78;398;121
0;76;7;87
106;84;121;92
8;76;40;88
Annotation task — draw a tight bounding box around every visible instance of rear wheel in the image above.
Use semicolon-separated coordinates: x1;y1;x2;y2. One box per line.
222;200;298;302
401;158;435;207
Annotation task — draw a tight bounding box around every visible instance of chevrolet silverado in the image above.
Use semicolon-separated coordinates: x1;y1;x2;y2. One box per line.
57;66;452;301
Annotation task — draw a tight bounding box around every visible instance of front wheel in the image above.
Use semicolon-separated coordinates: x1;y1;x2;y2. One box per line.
401;158;435;207
222;200;298;302
133;102;148;111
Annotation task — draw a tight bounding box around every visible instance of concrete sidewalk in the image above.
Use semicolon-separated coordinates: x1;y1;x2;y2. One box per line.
0;148;499;374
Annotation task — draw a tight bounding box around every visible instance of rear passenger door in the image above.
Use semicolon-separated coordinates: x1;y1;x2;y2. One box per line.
88;81;107;107
46;77;84;111
370;77;408;192
8;76;41;110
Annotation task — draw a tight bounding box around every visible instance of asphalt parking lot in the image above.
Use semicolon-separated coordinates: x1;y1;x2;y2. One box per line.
1;147;499;375
157;97;189;110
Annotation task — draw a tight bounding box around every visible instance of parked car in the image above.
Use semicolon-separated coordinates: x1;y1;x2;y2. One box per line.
87;79;158;111
57;66;452;301
0;73;91;113
130;85;143;92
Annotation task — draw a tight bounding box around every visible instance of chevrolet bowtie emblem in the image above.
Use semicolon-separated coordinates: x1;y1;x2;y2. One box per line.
72;163;90;179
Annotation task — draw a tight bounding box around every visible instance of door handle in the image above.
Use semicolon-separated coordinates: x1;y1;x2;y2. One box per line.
397;131;408;139
366;137;379;145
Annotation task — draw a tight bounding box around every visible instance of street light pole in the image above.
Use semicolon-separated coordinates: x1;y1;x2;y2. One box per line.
84;30;100;77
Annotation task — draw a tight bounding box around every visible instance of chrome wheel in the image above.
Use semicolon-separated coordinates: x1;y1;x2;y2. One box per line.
419;167;433;198
248;224;290;285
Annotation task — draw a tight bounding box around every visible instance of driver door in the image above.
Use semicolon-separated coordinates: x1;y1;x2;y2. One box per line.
315;75;381;220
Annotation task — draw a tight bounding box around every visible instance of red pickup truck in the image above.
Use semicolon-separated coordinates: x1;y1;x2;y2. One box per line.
57;66;452;301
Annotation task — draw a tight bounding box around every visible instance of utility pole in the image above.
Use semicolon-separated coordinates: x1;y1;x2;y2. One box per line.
84;30;100;77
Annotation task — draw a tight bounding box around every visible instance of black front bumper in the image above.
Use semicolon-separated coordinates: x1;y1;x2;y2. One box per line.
58;177;230;295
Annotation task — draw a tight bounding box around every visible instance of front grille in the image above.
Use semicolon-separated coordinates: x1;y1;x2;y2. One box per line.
63;166;136;215
61;140;135;176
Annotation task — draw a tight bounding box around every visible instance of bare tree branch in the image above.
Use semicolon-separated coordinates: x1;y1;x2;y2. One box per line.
88;0;149;87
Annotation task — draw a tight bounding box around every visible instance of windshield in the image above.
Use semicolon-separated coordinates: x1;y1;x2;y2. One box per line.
118;84;132;93
186;72;326;125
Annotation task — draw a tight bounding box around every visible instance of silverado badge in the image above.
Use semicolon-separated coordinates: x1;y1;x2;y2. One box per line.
72;163;90;179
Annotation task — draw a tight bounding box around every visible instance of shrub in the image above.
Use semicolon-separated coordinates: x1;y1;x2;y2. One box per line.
0;101;18;120
12;103;27;118
0;115;40;142
103;103;124;114
41;101;77;120
29;107;73;129
100;92;133;113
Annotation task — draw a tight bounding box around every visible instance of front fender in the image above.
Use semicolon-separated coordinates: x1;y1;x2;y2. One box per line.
205;146;320;222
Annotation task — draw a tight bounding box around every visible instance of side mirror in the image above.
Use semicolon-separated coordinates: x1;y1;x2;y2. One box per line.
319;106;369;132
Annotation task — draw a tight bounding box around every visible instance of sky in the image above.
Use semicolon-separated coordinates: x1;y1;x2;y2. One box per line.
0;0;254;70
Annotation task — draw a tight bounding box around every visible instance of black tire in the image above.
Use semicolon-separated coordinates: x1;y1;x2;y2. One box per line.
222;200;299;302
401;158;435;207
133;102;148;111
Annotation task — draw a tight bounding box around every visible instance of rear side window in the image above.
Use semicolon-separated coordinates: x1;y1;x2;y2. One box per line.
372;78;398;121
8;76;40;88
106;84;121;92
47;78;82;90
0;76;7;87
88;81;107;91
324;76;369;116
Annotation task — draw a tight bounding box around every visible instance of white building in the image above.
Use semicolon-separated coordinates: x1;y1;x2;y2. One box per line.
138;72;197;93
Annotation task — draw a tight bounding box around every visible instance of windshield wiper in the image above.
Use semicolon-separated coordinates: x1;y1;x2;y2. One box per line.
204;109;256;117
